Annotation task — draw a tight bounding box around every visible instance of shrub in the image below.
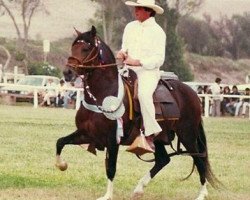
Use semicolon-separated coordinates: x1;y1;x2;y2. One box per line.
15;51;26;61
28;62;61;77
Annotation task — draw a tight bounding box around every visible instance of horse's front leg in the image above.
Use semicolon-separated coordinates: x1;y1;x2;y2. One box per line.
97;138;119;200
55;130;90;171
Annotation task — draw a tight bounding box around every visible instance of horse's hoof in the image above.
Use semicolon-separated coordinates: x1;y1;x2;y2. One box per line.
55;161;68;171
130;191;143;200
195;194;208;200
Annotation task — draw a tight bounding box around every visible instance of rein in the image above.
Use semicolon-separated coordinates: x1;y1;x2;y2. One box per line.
67;62;118;69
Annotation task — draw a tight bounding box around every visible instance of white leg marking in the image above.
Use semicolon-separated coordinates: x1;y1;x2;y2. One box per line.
195;183;208;200
97;179;113;200
55;155;68;171
132;172;151;198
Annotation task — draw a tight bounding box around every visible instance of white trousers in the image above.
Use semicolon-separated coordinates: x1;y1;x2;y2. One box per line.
235;101;249;115
242;102;249;115
43;91;56;105
136;70;162;136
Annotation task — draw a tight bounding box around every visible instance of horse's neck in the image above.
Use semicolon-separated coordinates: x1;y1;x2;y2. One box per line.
84;67;119;105
84;39;119;104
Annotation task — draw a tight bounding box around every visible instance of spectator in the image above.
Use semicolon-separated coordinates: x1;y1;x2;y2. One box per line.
39;78;57;107
235;87;250;117
56;79;66;107
63;76;83;109
203;85;213;115
221;86;231;116
197;86;204;114
211;77;222;117
226;85;240;116
63;81;75;109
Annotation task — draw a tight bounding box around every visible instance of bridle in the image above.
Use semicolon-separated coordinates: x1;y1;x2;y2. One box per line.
66;36;125;114
67;36;118;69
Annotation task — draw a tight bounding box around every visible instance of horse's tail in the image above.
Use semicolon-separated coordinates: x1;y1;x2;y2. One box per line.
198;121;221;188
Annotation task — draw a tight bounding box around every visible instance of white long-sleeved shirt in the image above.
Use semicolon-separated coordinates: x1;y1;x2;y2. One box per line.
121;17;166;71
211;83;221;100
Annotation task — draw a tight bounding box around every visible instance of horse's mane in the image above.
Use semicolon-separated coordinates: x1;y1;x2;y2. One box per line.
98;37;116;64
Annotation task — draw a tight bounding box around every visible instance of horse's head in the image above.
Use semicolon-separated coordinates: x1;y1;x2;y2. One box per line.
66;26;101;70
64;26;116;83
66;26;116;75
63;26;98;82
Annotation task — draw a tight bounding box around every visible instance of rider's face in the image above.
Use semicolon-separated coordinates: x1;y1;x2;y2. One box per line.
134;7;151;22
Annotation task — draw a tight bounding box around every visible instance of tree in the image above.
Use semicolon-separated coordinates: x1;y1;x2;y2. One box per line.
90;0;132;50
0;0;47;73
229;13;250;59
90;0;203;80
0;0;45;49
163;7;193;81
203;12;250;59
155;0;203;80
178;16;223;56
156;0;204;30
0;44;11;80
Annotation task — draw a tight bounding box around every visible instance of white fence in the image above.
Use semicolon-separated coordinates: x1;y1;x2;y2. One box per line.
198;94;250;119
0;83;83;110
0;66;25;84
0;82;249;118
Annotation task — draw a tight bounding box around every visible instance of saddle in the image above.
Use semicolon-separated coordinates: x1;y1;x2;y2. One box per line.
122;70;180;147
133;79;180;120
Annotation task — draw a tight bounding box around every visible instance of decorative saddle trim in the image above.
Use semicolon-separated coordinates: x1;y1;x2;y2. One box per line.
124;83;134;120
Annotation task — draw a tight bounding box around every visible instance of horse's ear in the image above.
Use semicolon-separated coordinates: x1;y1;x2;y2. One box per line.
74;27;82;36
90;26;96;37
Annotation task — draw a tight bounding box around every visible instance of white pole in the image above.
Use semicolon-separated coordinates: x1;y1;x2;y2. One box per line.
3;76;7;83
0;64;2;83
14;66;18;84
33;89;38;108
204;95;209;117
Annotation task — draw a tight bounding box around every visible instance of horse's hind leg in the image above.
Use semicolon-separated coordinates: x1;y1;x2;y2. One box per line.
132;142;170;199
55;130;88;171
179;123;211;200
192;156;208;200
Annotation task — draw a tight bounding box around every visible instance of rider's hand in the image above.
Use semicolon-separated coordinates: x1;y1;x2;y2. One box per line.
124;55;141;66
116;50;128;61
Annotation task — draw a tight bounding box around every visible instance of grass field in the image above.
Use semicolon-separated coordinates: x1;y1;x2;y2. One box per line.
0;105;249;200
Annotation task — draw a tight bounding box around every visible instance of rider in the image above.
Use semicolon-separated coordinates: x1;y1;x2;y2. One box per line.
116;0;166;152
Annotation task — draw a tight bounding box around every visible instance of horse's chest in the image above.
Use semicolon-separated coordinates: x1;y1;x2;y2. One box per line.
81;116;115;134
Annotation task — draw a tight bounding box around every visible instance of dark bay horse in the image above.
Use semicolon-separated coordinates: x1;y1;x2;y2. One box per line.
56;26;218;200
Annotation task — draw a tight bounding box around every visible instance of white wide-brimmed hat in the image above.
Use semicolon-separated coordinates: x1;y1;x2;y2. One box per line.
125;0;164;14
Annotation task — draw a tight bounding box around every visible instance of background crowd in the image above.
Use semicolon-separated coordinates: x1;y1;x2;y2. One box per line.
197;78;250;118
39;77;83;109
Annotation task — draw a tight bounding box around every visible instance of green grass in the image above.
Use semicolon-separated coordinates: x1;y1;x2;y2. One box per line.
0;105;249;200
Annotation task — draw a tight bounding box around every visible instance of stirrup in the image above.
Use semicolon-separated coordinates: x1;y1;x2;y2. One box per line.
126;130;155;155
